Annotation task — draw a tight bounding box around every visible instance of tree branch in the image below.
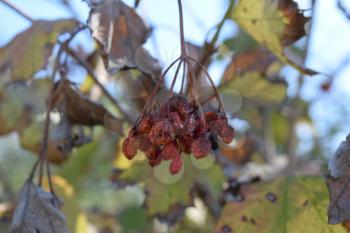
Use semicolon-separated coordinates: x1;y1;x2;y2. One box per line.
0;0;34;22
65;48;132;124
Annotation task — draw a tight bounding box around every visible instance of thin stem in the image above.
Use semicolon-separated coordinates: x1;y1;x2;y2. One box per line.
30;91;53;183
188;56;226;116
66;48;130;123
208;0;234;46
144;57;181;110
177;0;187;57
186;60;205;120
180;62;186;95
170;60;183;95
0;0;34;22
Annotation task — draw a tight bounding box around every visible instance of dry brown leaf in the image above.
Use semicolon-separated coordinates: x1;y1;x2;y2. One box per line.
53;80;123;131
326;134;350;224
88;0;159;75
222;49;276;84
9;180;69;233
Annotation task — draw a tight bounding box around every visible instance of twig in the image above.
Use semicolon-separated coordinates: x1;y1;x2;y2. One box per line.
0;0;34;22
338;0;350;20
65;48;132;124
177;0;188;58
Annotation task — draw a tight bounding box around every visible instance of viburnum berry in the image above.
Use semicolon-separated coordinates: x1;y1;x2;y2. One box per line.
184;113;198;133
195;117;208;135
204;111;218;123
191;135;212;159
149;119;175;145
160;142;180;160
177;97;194;119
137;114;153;133
169;155;183;174
148;153;162;167
168;111;184;133
179;133;193;154
219;124;235;144
144;145;160;160
122;137;137;160
121;91;235;175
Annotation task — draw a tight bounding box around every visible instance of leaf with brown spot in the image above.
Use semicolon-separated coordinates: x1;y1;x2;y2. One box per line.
88;0;160;75
214;176;347;233
0;19;78;81
8;180;69;233
326;134;350;224
232;0;316;75
219;48;287;105
222;49;276;84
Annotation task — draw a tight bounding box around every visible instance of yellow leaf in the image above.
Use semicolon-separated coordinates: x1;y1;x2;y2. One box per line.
232;0;314;74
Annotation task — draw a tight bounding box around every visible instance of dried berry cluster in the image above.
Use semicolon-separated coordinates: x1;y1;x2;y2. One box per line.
122;95;234;174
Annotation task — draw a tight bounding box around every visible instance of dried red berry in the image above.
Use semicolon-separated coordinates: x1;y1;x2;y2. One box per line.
137;115;153;133
179;134;193;154
195;117;208;135
160;142;180;160
209;119;227;134
184;114;198;133
122;137;137;160
148;153;162;167
145;145;160;160
149;119;175;145
191;135;211;159
168;112;184;133
177;97;194;119
169;155;183;174
219;124;235;144
204;111;218;123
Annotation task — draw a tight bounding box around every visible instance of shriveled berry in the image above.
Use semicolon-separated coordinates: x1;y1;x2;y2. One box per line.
137;115;153;133
122;137;137;160
168;112;184;133
179;134;193;154
191;135;211;159
209;119;227;135
184;114;198;133
148;153;162;167
177;98;194;119
169;155;183;174
195;117;208;135
145;145;160;160
149;119;175;145
204;111;218;123
160;142;180;160
133;134;152;151
219;124;235;144
165;96;184;112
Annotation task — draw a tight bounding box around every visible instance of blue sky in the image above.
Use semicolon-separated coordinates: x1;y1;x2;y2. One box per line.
1;0;350;155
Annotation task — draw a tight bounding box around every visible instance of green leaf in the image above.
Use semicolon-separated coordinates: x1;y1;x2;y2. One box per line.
221;72;286;105
0;79;51;135
232;0;315;74
223;30;259;54
0;19;77;81
118;206;151;233
214;176;347;233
